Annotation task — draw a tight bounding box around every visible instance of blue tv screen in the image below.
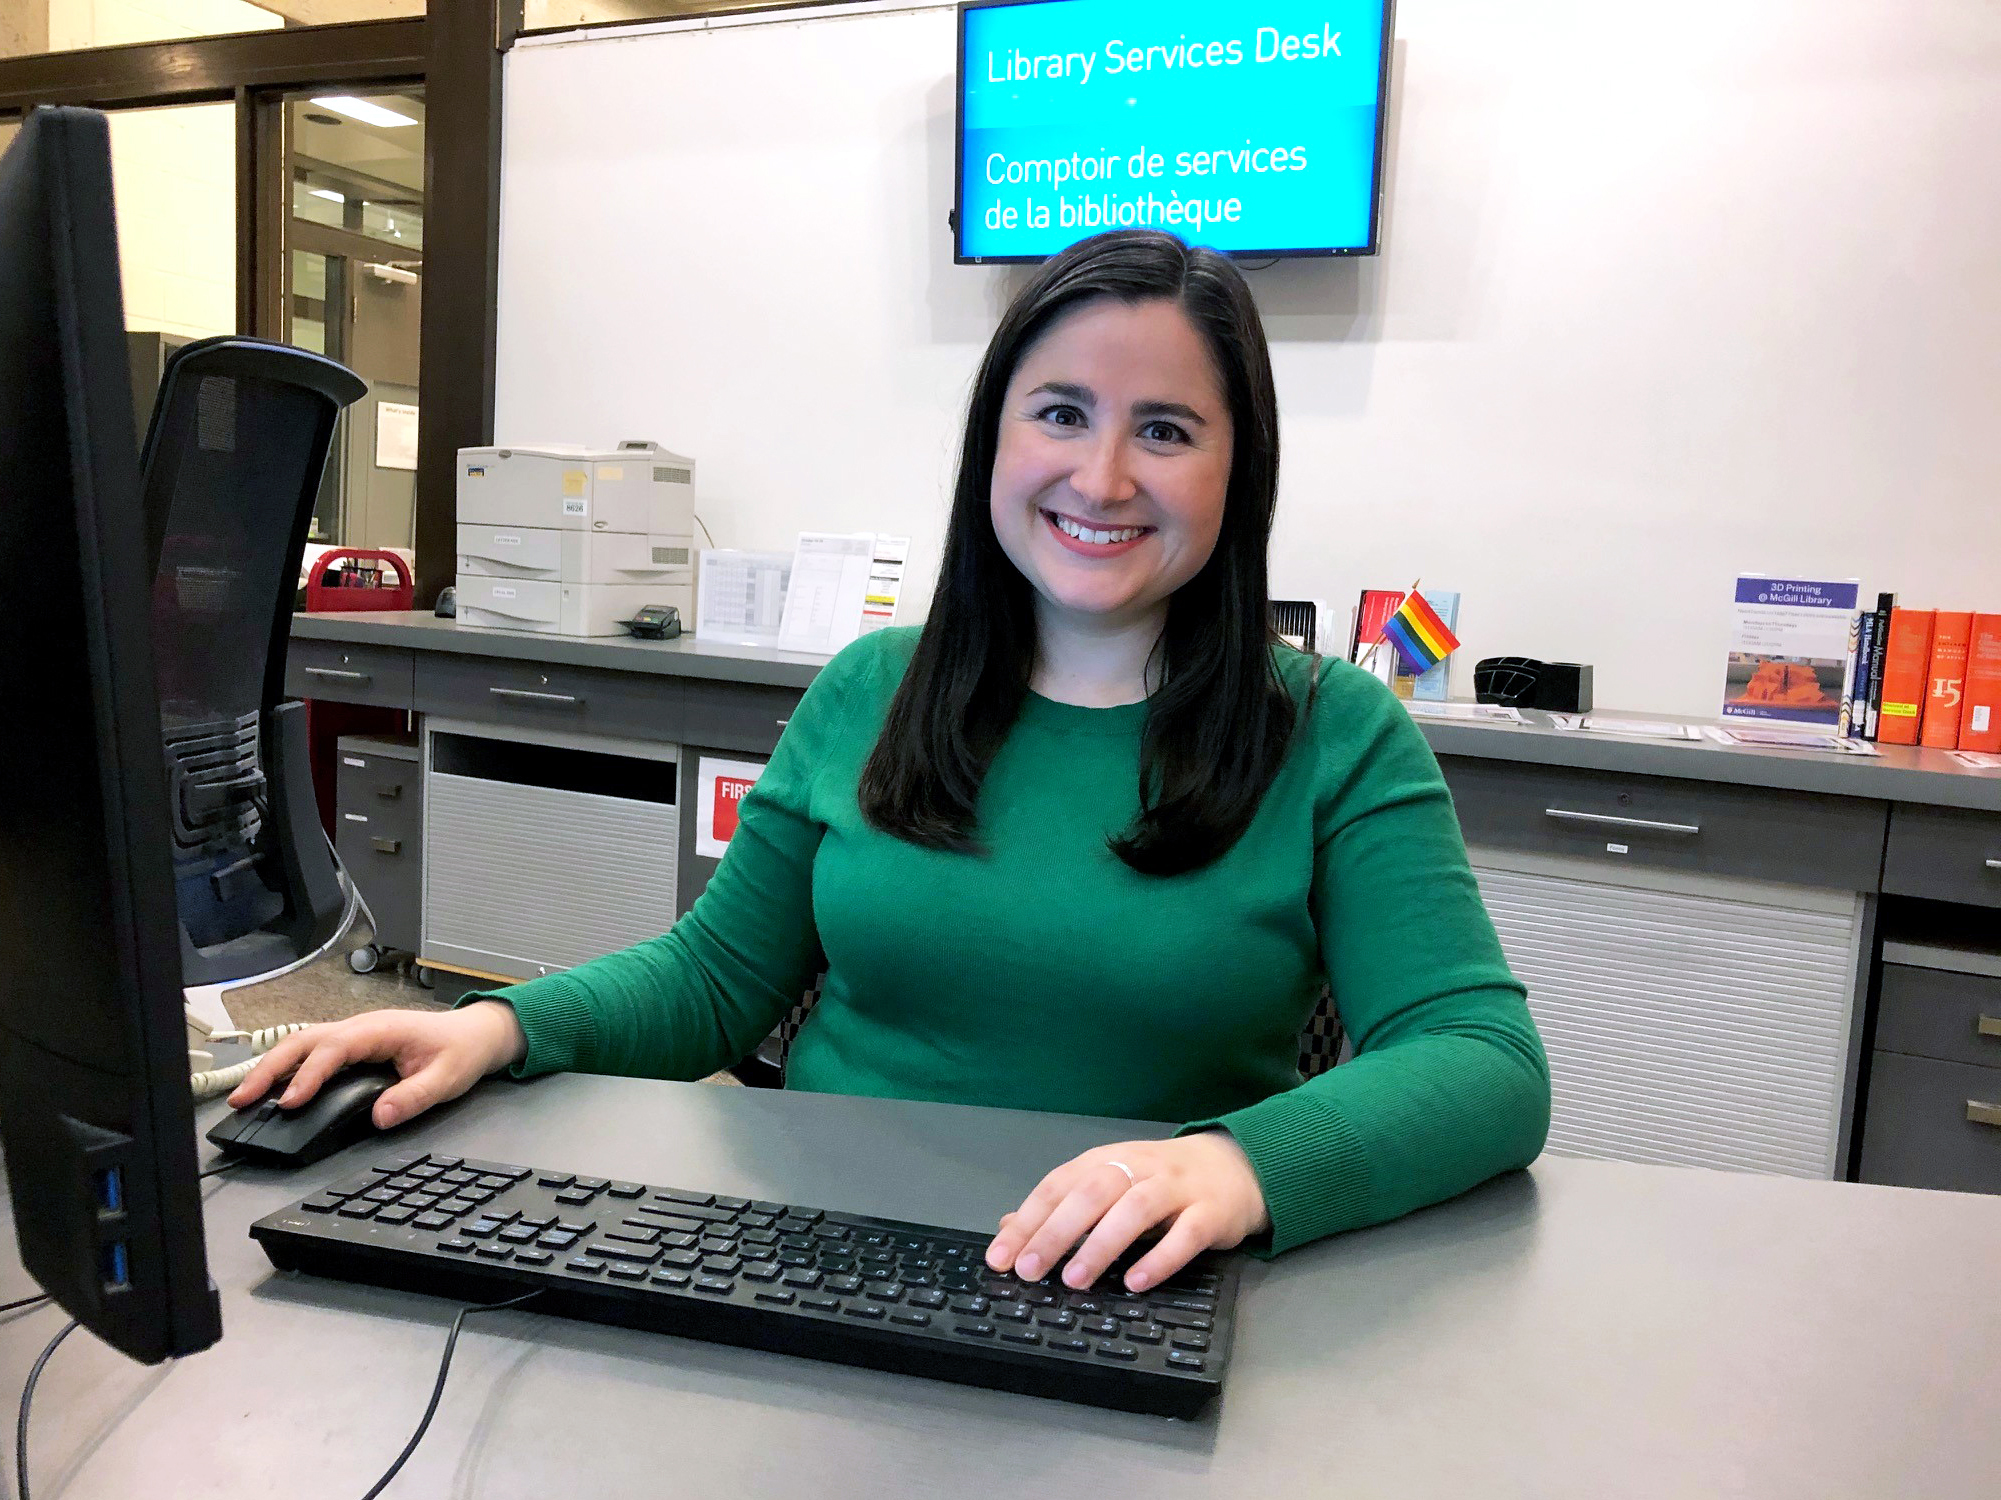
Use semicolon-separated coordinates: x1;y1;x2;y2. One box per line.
956;0;1392;263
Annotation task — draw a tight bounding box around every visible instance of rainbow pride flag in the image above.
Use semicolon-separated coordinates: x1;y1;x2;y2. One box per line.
1380;590;1461;675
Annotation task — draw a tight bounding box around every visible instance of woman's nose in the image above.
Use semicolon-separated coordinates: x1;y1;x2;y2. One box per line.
1068;435;1138;507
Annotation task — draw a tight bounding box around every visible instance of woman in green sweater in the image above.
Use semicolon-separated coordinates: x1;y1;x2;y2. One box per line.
232;229;1550;1296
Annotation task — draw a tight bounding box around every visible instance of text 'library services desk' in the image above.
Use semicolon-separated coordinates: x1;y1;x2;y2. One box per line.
5;1078;2000;1498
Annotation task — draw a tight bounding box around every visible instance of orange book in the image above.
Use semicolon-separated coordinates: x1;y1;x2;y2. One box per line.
1919;611;1974;748
1959;613;2001;753
1875;608;1935;746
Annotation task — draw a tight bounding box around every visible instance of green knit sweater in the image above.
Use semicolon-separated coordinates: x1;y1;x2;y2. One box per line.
474;628;1550;1256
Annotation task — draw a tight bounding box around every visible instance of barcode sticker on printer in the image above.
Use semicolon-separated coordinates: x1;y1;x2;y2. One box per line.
491;586;517;599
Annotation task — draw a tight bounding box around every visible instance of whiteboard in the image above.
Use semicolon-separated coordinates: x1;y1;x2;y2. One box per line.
498;1;2001;716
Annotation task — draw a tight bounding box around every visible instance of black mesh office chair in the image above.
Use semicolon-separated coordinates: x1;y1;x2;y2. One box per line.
139;336;367;987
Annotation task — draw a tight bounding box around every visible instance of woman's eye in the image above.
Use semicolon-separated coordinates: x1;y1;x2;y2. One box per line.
1139;420;1189;445
1035;403;1085;428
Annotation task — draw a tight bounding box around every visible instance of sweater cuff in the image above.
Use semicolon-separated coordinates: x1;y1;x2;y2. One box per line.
456;973;599;1079
1177;1090;1373;1257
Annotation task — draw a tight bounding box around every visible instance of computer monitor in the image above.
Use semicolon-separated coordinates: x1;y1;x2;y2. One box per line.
0;106;221;1364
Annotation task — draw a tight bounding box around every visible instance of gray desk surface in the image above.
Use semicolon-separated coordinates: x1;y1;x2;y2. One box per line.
293;611;2001;811
6;1077;2000;1498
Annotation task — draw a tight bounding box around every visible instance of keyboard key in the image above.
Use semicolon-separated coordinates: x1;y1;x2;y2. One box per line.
462;1219;504;1239
890;1311;932;1328
475;1245;512;1261
515;1214;557;1230
337;1201;377;1219
322;1175;379;1200
437;1172;476;1188
947;1296;989;1316
659;1249;701;1269
437;1198;478;1216
606;1181;645;1199
748;1200;786;1216
513;1249;553;1267
1068;1297;1105;1315
554;1188;597;1206
1036;1310;1076;1329
375;1206;417;1226
537;1173;575;1188
1159;1296;1217;1314
403;1193;442;1210
694;1276;735;1295
999;1329;1041;1345
566;1257;607;1275
405;1164;446;1180
1154;1309;1212;1331
460;1160;530;1180
476;1174;516;1191
811;1224;848;1241
651;1268;693;1287
590;1243;662;1265
701;1256;742;1276
605;1226;660;1246
1166;1351;1206;1372
414;1211;454;1230
954;1322;996;1338
1095;1343;1139;1362
555;1220;596;1237
1126;1323;1164;1345
499;1225;541;1244
1113;1303;1149;1321
573;1176;609;1192
907;1289;947;1310
776;1250;814;1269
539;1232;580;1251
362;1186;401;1204
824;1275;863;1295
1082;1317;1122;1338
843;1305;885;1321
1171;1332;1210;1352
754;1290;796;1306
1046;1337;1089;1354
713;1195;750;1212
742;1229;780;1247
372;1154;425;1174
459;1188;496;1206
641;1200;737;1225
383;1175;422;1192
608;1264;651;1281
437;1238;474;1254
799;1295;840;1312
659;1231;699;1250
654;1189;716;1208
742;1261;783;1283
864;1283;903;1303
299;1196;342;1214
782;1268;823;1289
992;1304;1033;1323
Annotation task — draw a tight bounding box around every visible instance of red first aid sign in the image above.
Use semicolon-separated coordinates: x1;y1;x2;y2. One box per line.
695;756;768;859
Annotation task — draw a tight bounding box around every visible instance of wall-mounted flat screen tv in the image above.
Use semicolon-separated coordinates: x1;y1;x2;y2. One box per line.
956;0;1394;264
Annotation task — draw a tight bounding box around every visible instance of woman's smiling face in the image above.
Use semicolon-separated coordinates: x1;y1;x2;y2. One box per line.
989;296;1234;634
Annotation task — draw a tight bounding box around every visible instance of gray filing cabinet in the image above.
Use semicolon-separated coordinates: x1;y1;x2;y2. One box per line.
1859;943;2001;1193
335;735;422;968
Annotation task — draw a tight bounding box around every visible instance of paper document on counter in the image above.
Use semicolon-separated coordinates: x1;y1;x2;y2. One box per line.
1704;724;1880;756
696;550;793;648
1549;715;1702;742
1403;701;1523;724
859;536;910;636
777;532;875;656
1947;750;2001;770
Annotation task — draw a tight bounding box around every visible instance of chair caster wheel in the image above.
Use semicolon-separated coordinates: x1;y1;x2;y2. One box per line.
348;944;380;974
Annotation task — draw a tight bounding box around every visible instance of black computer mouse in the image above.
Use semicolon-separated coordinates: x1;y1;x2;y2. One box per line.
206;1062;403;1168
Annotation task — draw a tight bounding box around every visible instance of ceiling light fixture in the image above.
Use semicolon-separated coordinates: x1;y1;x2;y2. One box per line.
309;95;418;129
309;188;345;203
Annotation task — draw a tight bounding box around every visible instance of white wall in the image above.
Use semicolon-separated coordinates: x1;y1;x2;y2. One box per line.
497;0;2001;716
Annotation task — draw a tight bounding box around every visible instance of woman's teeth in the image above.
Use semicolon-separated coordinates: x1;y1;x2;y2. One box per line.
1052;514;1147;545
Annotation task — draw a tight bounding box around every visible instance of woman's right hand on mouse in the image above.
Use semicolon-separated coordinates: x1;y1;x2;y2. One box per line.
226;1001;528;1130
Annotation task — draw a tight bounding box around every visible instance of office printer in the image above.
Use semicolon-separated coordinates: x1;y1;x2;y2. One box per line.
454;440;696;636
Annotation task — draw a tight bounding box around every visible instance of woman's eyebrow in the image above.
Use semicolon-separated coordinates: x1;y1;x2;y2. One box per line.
1026;380;1095;406
1132;399;1208;427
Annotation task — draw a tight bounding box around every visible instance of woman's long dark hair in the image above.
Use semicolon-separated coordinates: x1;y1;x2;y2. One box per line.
858;229;1299;877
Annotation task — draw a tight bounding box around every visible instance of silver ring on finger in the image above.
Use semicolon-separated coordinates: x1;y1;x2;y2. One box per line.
1103;1160;1136;1188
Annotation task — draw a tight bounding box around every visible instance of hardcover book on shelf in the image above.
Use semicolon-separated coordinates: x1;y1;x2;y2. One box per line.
1721;575;1860;729
1837;610;1864;737
1919;611;1974;749
1960;614;2001;754
1875;608;1936;746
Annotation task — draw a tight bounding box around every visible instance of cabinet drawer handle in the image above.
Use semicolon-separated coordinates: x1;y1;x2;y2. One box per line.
370;836;401;855
775;718;790;729
489;687;582;707
1968;1100;2001;1130
1987;859;2001;872
1979;1016;2001;1039
305;666;370;683
374;784;403;800
1543;808;1700;837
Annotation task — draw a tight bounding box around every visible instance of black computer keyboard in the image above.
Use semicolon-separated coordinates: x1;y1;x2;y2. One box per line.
250;1151;1237;1418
